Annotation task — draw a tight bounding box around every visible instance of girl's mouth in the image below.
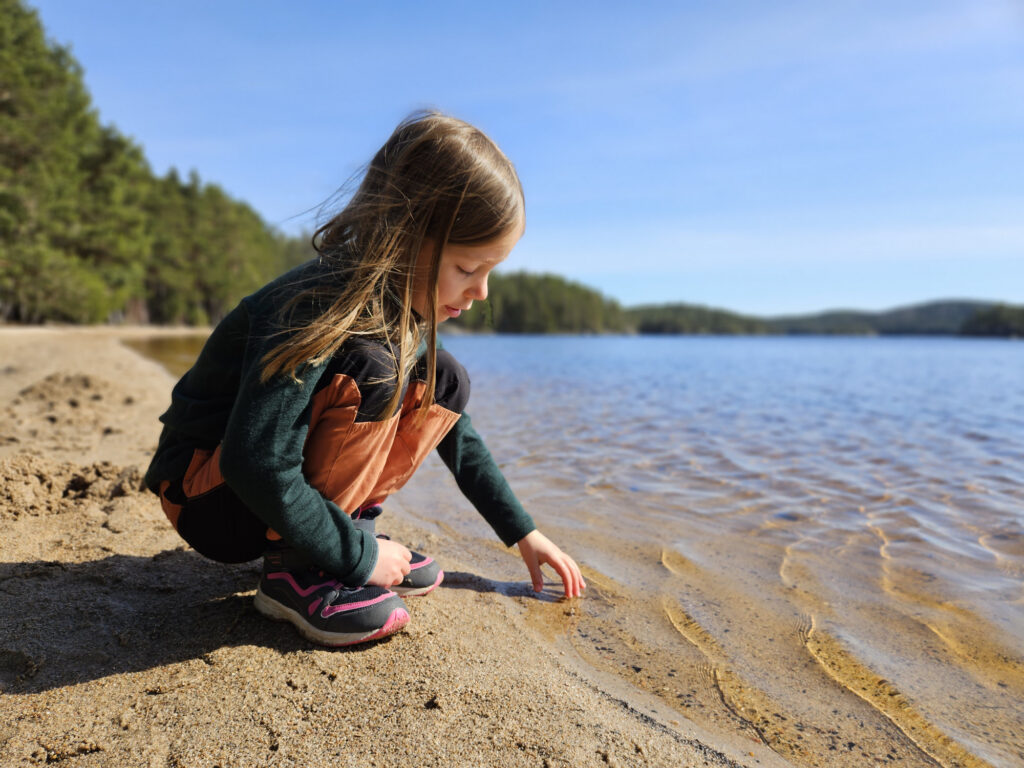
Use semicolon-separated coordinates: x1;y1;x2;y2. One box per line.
444;306;463;319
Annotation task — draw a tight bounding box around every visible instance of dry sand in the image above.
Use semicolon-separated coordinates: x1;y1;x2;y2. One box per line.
0;326;788;768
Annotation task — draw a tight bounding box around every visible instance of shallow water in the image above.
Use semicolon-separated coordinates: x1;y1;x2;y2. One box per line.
131;334;1024;767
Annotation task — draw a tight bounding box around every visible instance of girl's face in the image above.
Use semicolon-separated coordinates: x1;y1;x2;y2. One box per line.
412;223;523;323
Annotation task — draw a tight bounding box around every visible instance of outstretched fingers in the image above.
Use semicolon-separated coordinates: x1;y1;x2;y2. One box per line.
548;549;585;598
517;529;586;599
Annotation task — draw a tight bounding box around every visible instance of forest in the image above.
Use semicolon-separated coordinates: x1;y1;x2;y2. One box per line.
2;0;1020;337
450;272;629;334
960;304;1024;337
0;0;311;324
626;300;1024;338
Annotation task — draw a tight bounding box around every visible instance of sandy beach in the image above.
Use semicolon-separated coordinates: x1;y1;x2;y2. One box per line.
0;327;786;768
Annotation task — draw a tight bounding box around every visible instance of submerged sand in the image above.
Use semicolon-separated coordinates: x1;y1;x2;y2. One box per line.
0;327;783;768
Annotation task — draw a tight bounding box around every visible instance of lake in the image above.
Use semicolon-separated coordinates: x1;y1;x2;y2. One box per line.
130;333;1024;767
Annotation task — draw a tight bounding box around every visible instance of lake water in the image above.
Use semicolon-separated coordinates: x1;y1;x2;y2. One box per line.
131;334;1024;767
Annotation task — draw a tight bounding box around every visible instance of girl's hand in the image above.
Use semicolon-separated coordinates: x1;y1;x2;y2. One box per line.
516;529;586;598
367;538;412;587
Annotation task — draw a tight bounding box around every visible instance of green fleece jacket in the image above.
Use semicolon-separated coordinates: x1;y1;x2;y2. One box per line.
144;261;535;587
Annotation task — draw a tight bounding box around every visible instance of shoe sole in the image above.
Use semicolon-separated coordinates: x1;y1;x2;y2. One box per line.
392;569;445;597
254;588;410;647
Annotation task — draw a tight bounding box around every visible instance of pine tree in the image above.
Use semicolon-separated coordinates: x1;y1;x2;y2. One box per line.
1;0;311;325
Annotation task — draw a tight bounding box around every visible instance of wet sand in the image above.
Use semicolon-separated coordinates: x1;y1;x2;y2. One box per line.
0;327;781;768
434;335;1023;768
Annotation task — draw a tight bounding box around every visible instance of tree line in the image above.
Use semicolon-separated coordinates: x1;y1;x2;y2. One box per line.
625;304;766;334
450;272;629;333
960;305;1024;337
0;0;310;324
624;300;1024;338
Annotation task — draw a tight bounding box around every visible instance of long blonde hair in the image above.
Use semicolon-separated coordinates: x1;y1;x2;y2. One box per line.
261;111;524;418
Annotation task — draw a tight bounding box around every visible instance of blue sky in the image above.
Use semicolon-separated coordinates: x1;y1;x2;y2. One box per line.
27;0;1024;315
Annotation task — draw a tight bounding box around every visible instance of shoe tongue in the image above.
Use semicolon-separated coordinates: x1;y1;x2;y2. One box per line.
352;516;376;534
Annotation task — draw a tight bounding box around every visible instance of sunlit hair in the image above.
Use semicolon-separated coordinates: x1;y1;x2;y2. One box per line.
261;111;524;418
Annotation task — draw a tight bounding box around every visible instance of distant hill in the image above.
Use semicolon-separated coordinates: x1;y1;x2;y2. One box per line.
763;300;995;335
625;303;766;334
452;284;1020;337
960;304;1024;337
620;299;1020;336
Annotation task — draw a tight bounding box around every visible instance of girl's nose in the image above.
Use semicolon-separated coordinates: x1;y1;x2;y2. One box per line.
468;276;488;301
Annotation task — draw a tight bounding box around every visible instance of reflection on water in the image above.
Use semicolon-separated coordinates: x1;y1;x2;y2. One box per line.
124;336;208;379
133;333;1024;767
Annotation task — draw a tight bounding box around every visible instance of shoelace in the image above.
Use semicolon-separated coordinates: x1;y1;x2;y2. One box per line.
322;581;367;605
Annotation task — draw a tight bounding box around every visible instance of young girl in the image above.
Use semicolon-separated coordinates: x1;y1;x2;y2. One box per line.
144;111;585;647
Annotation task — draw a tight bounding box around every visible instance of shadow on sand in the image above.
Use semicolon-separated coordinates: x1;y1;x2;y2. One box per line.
0;553;564;694
442;569;567;601
0;549;363;694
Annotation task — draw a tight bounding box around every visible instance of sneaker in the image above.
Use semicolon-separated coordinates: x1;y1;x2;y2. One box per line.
254;543;409;647
353;505;444;597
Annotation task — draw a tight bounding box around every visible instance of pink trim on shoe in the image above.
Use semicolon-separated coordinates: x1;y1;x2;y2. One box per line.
408;556;434;571
267;571;396;614
356;607;410;645
320;591;398;616
392;569;444;597
266;571;337;597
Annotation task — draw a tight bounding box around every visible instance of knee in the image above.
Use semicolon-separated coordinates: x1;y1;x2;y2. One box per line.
322;338;400;421
433;349;470;414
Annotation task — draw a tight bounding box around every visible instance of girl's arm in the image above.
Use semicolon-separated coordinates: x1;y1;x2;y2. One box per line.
215;302;379;587
436;412;585;598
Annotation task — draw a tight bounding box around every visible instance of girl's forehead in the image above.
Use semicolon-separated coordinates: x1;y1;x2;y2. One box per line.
446;235;519;265
448;221;523;263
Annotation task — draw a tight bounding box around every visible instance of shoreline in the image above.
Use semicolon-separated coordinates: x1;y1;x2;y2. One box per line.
0;327;779;767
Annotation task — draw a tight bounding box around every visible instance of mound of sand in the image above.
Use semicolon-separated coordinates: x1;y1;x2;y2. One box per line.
0;453;144;520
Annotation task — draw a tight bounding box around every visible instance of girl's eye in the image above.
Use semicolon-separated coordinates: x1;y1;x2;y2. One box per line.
457;266;474;277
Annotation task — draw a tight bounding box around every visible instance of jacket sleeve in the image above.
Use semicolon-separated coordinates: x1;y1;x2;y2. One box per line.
436;411;536;547
217;304;378;587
